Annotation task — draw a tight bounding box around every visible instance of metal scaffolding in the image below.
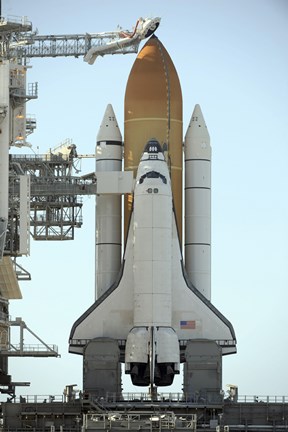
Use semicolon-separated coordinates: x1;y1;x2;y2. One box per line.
9;150;97;244
0;15;139;61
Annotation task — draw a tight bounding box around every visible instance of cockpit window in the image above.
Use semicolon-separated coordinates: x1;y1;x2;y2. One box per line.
144;139;163;154
139;171;167;184
147;171;159;178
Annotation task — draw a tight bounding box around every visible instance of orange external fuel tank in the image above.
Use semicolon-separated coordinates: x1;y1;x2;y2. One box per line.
124;35;183;242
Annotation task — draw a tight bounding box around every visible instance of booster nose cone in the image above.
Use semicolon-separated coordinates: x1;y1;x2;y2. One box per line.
185;104;211;159
97;103;122;143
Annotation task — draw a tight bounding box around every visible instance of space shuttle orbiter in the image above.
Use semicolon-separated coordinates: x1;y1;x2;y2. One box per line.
69;35;236;393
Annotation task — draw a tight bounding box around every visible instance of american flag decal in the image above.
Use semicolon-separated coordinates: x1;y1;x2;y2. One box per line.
180;320;196;329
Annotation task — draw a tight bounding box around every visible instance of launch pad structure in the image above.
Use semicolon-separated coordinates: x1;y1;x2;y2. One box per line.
3;391;288;431
1;11;288;432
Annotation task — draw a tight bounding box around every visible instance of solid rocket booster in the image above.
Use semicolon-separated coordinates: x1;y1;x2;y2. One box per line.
124;35;183;243
95;104;122;298
184;104;211;300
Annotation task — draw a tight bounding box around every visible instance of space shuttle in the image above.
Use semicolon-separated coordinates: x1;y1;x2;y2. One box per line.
69;35;236;393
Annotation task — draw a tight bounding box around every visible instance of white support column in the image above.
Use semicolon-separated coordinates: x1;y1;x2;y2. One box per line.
0;61;10;260
19;175;30;256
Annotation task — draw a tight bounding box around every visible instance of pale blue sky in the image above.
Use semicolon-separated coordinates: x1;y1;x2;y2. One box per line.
4;0;288;398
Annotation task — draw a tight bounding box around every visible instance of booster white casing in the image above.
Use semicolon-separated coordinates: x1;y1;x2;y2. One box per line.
95;104;122;299
184;104;211;300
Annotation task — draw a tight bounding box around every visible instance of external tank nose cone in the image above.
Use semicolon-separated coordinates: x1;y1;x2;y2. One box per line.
124;35;182;146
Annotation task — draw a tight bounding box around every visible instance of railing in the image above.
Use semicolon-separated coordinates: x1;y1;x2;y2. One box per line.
10;392;288;405
0;15;32;28
13;394;65;403
235;395;288;404
11;153;72;162
7;343;58;353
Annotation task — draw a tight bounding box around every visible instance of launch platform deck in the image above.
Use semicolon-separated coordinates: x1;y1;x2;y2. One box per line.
2;393;288;432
